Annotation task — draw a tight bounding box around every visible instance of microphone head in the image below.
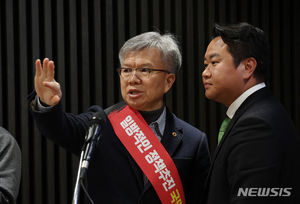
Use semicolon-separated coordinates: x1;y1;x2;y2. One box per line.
85;109;107;142
89;109;107;127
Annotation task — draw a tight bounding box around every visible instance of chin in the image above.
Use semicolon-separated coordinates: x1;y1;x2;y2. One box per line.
205;92;214;100
126;101;142;110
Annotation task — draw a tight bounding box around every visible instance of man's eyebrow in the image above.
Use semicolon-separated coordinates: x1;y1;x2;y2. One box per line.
204;53;220;61
139;63;153;67
122;63;153;68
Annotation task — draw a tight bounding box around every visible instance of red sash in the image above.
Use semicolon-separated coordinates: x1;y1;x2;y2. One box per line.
108;105;185;204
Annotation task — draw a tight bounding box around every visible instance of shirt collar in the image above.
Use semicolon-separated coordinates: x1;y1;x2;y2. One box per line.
226;82;266;119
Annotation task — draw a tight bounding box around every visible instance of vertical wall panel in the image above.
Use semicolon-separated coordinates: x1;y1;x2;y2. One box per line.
229;0;238;22
5;0;17;136
293;0;300;127
17;0;31;203
29;0;43;202
282;0;293;114
271;0;281;97
174;0;184;118
163;0;173;109
0;1;4;126
128;0;138;35
115;1;126;103
53;1;70;201
140;0;149;32
67;0;80;196
79;0;90;111
92;0;104;107
152;0;161;29
42;0;56;203
185;0;196;125
195;0;208;146
0;0;299;203
105;0;117;106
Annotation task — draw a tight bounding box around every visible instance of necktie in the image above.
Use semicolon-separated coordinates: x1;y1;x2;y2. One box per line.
153;122;163;139
218;117;231;144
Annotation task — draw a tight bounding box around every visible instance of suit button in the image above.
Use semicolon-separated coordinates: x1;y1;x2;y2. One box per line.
172;132;177;137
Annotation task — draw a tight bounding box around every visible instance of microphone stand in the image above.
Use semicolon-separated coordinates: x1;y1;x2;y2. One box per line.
72;150;85;204
72;125;101;204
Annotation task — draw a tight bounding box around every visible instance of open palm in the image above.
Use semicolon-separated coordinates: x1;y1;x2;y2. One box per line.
34;58;62;106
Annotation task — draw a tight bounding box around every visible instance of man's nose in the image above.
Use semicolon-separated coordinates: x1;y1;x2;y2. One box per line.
128;70;141;84
202;66;211;78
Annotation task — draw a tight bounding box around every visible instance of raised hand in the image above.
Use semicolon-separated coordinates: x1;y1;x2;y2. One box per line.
34;58;62;106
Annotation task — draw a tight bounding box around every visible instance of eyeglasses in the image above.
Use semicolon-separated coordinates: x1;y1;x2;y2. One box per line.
117;67;171;79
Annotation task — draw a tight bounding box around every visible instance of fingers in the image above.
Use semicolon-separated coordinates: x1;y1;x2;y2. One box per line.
35;59;42;77
42;58;49;79
46;61;55;80
43;81;62;96
35;58;55;81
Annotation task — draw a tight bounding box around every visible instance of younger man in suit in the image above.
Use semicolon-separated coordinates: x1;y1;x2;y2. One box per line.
202;22;300;204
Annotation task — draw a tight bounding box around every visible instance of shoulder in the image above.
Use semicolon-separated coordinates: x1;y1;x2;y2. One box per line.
238;90;294;129
104;101;127;115
0;127;20;151
230;91;298;145
239;87;287;119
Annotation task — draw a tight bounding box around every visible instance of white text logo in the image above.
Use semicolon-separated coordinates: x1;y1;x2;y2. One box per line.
237;187;292;197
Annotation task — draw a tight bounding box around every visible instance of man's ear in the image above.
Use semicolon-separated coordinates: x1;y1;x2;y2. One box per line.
242;57;257;79
164;73;176;93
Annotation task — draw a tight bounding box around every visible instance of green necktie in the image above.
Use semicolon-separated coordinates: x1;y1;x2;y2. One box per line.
218;117;231;144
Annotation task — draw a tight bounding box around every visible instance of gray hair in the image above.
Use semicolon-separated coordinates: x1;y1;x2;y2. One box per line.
119;32;182;73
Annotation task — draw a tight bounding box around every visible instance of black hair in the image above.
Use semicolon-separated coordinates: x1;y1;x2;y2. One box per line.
211;22;270;81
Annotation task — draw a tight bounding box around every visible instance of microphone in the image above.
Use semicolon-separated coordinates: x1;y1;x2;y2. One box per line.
84;111;105;143
72;110;107;204
80;111;106;178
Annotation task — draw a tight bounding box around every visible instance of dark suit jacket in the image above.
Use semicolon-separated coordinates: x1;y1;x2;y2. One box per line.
28;92;211;204
0;127;21;204
204;87;300;204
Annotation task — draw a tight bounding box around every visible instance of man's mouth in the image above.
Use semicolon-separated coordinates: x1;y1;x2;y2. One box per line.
203;82;212;89
128;90;143;98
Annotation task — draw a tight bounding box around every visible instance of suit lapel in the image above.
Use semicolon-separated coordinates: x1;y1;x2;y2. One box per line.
212;88;268;163
161;121;183;157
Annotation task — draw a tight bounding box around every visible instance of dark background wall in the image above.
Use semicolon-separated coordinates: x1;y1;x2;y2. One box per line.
0;0;299;203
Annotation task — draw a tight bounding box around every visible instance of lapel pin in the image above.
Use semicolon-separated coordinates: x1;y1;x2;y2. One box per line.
172;132;177;137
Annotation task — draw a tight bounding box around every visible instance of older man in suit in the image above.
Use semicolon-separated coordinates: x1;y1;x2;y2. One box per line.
202;22;300;204
28;31;210;203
